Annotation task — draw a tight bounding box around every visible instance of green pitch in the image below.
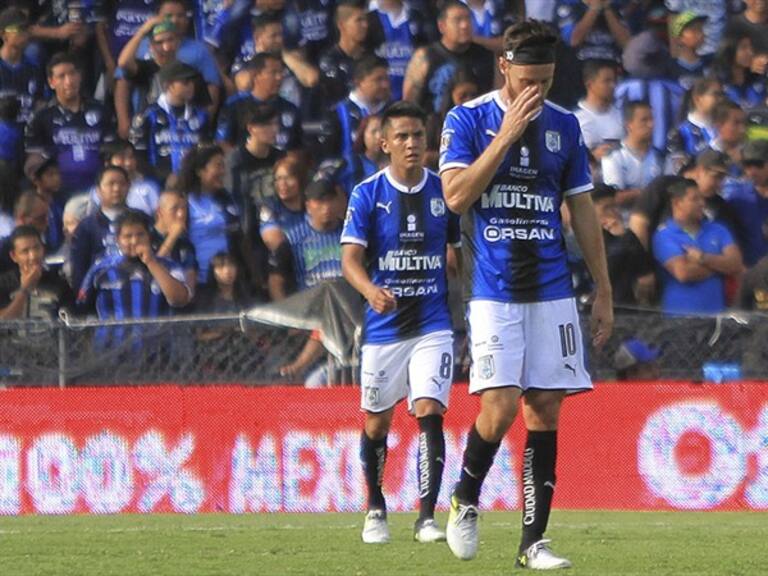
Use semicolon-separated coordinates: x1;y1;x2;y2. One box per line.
1;511;766;576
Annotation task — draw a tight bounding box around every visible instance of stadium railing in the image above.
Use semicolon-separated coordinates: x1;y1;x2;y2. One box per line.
1;308;767;387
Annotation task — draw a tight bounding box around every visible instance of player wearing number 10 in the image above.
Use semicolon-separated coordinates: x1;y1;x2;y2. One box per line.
439;20;613;569
341;101;461;545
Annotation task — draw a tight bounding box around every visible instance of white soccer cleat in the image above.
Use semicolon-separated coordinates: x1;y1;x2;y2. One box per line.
361;509;390;544
413;518;446;543
446;494;480;560
516;539;573;570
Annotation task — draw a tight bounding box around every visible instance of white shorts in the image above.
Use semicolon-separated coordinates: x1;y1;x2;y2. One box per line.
360;330;454;413
467;298;592;395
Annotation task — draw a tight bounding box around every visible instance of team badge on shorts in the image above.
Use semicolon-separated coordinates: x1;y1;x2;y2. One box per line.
478;355;495;380
430;198;446;217
364;386;380;407
545;130;561;153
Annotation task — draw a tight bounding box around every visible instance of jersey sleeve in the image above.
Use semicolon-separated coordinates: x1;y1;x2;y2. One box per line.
447;211;462;247
712;222;736;251
652;227;684;265
439;106;476;174
562;117;593;196
341;183;374;247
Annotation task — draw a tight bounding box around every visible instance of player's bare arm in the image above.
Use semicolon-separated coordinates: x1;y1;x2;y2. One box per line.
402;47;428;102
566;192;613;348
442;85;541;214
342;244;397;314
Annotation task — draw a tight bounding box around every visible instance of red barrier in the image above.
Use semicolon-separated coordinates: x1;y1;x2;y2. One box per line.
0;383;766;515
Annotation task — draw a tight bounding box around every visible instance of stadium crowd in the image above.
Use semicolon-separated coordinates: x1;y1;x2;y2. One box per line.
0;0;767;353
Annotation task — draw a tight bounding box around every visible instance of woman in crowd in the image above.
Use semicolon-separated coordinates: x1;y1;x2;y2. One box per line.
713;35;766;109
666;77;723;172
339;115;386;196
195;251;251;313
260;156;308;252
178;145;248;288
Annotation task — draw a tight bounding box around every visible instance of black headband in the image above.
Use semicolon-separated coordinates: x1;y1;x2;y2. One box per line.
504;42;556;65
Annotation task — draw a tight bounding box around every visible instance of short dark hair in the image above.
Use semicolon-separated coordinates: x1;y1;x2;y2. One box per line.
668;177;697;202
437;0;470;21
158;0;188;11
0;95;19;122
352;54;388;84
335;0;366;24
502;19;558;55
591;183;618;202
46;52;79;79
97;164;130;185
712;99;743;125
252;11;282;33
381;101;427;133
582;59;617;84
248;51;282;74
243;101;278;126
622;100;651;124
115;209;151;236
9;225;42;250
100;140;134;164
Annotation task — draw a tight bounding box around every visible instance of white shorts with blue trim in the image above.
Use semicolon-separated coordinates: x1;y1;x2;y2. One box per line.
360;330;454;413
467;298;592;395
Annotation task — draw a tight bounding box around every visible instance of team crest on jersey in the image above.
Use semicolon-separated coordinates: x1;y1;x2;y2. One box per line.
545;131;561;153
440;130;453;154
188;116;201;130
364;386;380;407
520;146;530;167
85;110;100;127
430;198;445;217
282;112;294;127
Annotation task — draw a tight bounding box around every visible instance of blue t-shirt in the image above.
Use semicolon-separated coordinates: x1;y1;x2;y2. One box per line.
723;179;768;267
259;197;306;237
369;5;418;101
342;168;460;344
187;192;240;282
439;92;592;303
283;215;343;290
106;0;157;59
652;218;735;314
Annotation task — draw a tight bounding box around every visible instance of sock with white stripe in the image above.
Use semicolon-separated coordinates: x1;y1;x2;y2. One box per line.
519;430;557;553
455;424;500;505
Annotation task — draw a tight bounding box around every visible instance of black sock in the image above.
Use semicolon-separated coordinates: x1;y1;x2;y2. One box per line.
455;424;501;505
519;430;557;553
416;414;445;521
360;431;387;511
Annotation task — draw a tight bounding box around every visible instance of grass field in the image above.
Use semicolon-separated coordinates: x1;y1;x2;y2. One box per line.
1;511;766;576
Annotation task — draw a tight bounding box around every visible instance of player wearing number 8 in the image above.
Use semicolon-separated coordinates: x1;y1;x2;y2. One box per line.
341;101;461;545
439;20;613;568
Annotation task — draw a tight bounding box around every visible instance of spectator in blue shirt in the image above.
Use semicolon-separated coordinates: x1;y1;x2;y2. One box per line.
723;140;768;267
0;8;45;125
666;77;723;173
26;52;115;198
69;165;129;293
556;0;630;63
130;61;212;185
668;12;712;91
76;208;191;317
653;178;743;314
260;156;307;253
712;34;766;109
268;177;345;300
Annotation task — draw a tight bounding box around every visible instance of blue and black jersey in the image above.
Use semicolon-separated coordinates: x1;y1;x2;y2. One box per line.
260;197;306;237
323;93;387;161
216;93;302;151
666;116;716;162
76;253;188;319
367;2;426;101
440;92;593;303
69;209;121;297
150;227;199;275
283;0;335;62
26;99;114;196
103;0;157;60
130;95;211;182
342;167;460;345
461;0;514;39
0;57;45;123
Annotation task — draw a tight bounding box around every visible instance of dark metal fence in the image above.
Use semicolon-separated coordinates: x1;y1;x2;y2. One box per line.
1;308;766;387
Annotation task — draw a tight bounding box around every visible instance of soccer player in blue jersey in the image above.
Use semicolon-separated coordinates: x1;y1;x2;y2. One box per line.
341;101;461;545
439;21;613;569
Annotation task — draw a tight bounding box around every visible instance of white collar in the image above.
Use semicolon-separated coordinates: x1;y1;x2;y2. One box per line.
384;167;428;194
687;112;712;131
157;93;192;121
369;0;409;28
350;90;386;115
